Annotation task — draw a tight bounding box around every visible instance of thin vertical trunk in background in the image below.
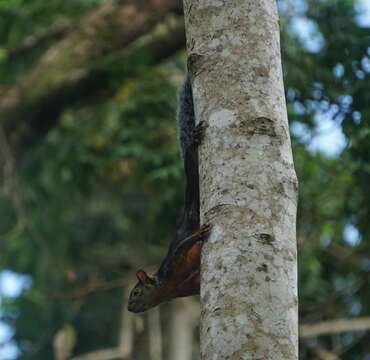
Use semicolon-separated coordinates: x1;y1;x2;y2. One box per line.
183;0;298;359
148;307;163;360
169;299;199;360
117;287;135;358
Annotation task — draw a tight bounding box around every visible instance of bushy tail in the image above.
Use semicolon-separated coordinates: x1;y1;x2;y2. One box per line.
177;74;195;159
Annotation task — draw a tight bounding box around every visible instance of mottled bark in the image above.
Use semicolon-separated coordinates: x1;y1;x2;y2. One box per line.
184;0;298;359
1;0;183;153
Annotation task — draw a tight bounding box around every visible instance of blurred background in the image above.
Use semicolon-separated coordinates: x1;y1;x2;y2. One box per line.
0;0;369;359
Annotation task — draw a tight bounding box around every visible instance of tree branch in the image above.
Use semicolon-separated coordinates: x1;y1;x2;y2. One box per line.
52;278;127;300
300;317;370;338
305;341;340;360
6;21;70;60
0;0;184;156
0;125;52;256
71;348;126;360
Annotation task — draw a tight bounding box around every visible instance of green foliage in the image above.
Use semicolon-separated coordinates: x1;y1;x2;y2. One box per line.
0;0;369;359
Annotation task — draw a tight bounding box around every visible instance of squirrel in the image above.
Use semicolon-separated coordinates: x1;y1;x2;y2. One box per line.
127;74;210;313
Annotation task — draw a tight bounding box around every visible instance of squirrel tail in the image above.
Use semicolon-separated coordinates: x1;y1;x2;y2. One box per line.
177;74;195;158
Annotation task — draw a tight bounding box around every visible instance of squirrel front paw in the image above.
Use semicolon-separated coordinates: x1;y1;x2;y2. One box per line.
192;121;208;146
195;223;212;242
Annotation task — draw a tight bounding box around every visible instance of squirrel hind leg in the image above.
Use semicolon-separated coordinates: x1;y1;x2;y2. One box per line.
176;224;212;255
175;270;200;297
160;224;212;282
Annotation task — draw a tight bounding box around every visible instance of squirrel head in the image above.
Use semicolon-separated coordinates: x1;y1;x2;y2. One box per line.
127;270;160;313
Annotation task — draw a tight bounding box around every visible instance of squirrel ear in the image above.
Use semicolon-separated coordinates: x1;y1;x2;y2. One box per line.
136;270;149;284
136;270;156;285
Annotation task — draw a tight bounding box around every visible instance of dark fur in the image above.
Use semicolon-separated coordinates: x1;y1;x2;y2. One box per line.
157;74;200;280
177;75;195;159
128;74;209;313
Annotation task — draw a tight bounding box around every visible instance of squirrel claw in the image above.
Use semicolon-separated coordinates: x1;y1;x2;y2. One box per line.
197;223;212;242
193;121;208;146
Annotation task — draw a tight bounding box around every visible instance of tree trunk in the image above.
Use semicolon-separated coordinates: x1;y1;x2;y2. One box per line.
183;0;298;359
148;307;163;360
169;299;199;360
